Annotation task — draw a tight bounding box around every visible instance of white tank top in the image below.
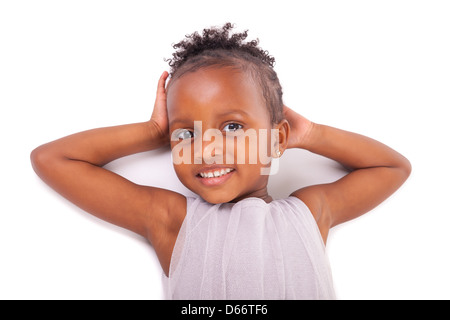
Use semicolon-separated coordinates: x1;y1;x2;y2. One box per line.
162;196;335;299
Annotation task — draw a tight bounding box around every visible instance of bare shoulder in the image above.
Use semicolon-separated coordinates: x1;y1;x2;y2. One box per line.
290;185;332;244
140;186;186;245
139;186;187;275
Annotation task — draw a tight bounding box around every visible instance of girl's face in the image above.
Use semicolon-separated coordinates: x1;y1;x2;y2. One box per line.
166;67;287;204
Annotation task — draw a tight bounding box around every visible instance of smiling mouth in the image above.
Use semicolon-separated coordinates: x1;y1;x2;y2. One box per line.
196;167;235;186
197;168;235;178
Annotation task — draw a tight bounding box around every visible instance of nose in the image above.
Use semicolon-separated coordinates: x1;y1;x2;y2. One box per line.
193;128;224;164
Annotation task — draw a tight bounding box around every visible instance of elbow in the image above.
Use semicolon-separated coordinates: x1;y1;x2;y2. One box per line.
30;146;45;175
401;156;412;178
405;158;412;177
396;156;412;184
30;145;54;176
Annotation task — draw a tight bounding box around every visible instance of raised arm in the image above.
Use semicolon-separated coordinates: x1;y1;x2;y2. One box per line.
30;72;186;274
284;106;411;242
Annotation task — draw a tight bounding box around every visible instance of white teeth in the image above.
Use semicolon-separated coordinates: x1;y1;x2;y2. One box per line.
199;168;233;178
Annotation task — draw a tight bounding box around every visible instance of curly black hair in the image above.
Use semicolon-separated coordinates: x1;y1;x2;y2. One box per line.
165;23;284;124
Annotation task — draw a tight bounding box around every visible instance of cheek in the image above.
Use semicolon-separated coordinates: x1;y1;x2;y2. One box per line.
172;164;185;180
171;140;195;166
172;163;199;193
223;131;258;165
225;130;273;165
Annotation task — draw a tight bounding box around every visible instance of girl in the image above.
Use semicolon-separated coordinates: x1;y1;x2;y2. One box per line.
30;23;411;299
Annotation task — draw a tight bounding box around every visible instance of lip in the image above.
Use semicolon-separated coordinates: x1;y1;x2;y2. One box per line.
195;165;235;187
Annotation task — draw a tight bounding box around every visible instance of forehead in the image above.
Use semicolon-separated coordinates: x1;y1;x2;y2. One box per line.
166;67;268;123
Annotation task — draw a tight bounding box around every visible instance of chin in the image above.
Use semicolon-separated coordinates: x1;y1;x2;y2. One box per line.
197;190;237;204
200;194;230;204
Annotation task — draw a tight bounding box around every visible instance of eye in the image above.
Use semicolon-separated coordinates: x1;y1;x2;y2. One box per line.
223;123;243;132
173;129;195;141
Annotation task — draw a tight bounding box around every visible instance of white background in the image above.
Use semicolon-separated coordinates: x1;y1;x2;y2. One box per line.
1;0;449;299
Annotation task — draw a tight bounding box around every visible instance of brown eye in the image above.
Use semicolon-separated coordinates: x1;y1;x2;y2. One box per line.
173;129;195;141
223;123;243;132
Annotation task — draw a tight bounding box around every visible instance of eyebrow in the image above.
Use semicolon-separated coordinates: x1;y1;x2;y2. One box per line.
169;118;191;127
169;109;250;127
218;109;250;118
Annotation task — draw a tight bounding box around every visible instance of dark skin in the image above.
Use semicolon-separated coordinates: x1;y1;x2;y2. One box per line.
30;67;411;276
167;67;288;204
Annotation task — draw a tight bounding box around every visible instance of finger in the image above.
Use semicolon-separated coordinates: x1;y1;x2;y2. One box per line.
283;105;291;111
156;71;169;97
282;105;292;117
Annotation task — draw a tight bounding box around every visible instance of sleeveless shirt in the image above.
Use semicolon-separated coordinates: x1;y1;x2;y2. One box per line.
162;196;335;299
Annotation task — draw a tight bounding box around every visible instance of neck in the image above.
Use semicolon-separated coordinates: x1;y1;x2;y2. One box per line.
230;187;273;203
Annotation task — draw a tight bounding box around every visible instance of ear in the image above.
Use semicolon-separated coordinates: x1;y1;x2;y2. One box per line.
272;119;290;158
